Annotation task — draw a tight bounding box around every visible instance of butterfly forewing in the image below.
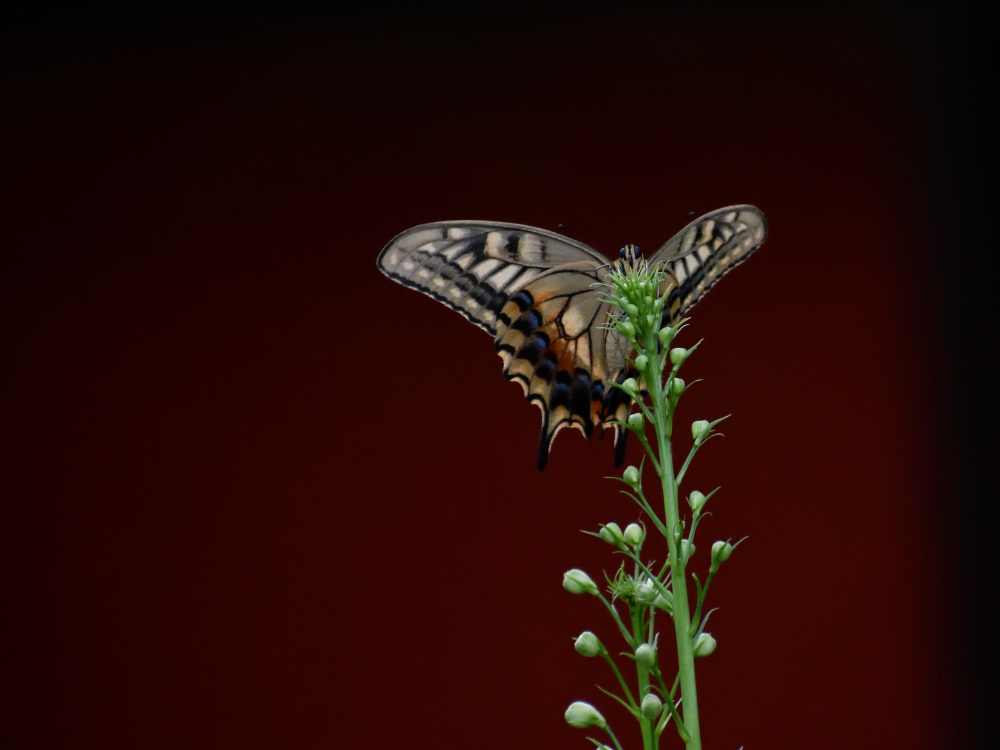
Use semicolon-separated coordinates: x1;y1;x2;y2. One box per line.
649;205;766;317
376;206;766;470
377;221;608;334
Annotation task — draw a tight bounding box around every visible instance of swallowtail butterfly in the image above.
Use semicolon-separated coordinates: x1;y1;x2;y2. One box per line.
377;205;766;470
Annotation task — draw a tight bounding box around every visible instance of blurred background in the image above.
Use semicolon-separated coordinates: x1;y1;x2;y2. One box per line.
4;2;992;748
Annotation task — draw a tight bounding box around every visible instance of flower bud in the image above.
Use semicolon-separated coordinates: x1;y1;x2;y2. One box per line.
563;569;598;595
599;522;625;546
635;578;657;605
653;590;673;613
564;701;607;729
623;523;644;546
635;642;657;669
691;420;711;444
657;327;676;347
646;313;657;329
669;347;688;365
621;377;638;395
694;633;717;657
633;353;648;370
640;693;663;720
688;490;707;513
619;320;636;340
670;377;685;396
574;631;603;657
622;465;640;487
625;303;639;318
627;412;644;432
710;540;733;571
680;539;695;563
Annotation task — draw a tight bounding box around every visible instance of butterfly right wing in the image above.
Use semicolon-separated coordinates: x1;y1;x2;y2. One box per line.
648;205;767;319
376;221;609;335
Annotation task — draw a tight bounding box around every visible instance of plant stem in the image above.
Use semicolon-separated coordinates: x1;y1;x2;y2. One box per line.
631;607;656;750
649;349;702;750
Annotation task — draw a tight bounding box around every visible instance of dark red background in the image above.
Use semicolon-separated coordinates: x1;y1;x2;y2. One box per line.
4;5;992;749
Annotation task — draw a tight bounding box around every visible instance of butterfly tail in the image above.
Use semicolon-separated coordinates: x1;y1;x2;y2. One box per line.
537;431;551;471
613;424;628;468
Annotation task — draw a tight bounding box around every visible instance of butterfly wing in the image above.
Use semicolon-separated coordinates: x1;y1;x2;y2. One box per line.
376;208;766;470
649;205;767;319
377;221;609;335
377;222;629;469
492;262;635;470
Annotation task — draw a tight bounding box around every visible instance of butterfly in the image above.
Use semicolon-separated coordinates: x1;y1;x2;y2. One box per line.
377;205;766;470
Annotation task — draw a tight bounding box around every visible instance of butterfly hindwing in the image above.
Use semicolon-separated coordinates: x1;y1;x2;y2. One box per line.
492;262;634;469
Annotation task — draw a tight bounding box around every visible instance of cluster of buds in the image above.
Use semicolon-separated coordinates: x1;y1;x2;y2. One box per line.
598;520;645;549
561;262;741;747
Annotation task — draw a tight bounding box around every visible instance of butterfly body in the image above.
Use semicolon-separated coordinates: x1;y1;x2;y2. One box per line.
377;206;766;469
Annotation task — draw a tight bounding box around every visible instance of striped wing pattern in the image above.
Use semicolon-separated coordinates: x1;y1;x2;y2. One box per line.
376;222;607;335
376;206;766;469
654;206;767;318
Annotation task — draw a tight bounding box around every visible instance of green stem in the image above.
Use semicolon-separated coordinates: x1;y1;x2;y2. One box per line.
648;348;702;750
631;606;657;750
600;651;637;709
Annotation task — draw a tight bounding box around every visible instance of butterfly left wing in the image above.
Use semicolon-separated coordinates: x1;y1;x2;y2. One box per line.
377;222;631;470
492;262;635;470
377;221;609;335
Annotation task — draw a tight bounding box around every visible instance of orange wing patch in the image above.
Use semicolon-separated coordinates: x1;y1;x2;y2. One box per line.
494;277;634;470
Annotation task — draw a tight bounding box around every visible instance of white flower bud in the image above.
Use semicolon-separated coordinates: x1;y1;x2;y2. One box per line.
621;377;638;394
691;420;711;444
635;578;657;605
710;540;733;571
670;377;685;396
688;490;707;513
623;523;644;546
564;701;607;729
599;522;625;546
635;642;657;669
574;631;603;657
654;590;673;612
669;347;688;365
622;465;640;487
563;569;598;595
680;539;695;563
694;633;717;657
641;693;663;719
